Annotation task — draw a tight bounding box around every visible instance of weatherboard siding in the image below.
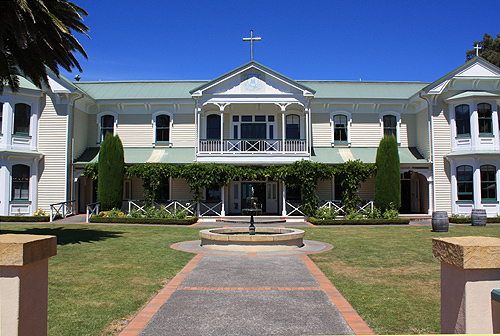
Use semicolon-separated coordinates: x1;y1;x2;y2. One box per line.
357;176;376;200
311;113;331;147
350;114;381;147
73;107;89;159
171;178;194;200
38;96;67;211
416;109;430;159
400;114;415;147
172;114;196;147
87;114;98;147
432;103;452;213
117;114;153;147
316;179;332;200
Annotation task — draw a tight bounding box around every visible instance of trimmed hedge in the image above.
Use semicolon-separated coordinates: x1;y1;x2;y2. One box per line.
89;216;198;225
0;216;50;222
449;217;500;224
309;217;410;225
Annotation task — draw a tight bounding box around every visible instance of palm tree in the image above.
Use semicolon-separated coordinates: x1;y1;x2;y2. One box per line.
0;0;89;93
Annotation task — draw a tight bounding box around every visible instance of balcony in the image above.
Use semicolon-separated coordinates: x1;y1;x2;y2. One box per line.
196;139;309;164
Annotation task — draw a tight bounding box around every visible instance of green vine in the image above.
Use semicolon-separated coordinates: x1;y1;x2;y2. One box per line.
333;160;375;212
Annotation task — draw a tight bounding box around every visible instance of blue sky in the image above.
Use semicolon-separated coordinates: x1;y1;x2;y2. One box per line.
61;0;500;83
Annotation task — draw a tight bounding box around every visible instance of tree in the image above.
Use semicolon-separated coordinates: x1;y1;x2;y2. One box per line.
466;33;500;67
374;136;401;212
98;133;124;210
0;0;89;93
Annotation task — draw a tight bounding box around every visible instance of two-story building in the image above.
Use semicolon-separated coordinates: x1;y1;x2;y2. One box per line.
1;56;499;217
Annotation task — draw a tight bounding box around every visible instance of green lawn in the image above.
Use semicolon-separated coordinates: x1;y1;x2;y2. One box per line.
1;223;500;335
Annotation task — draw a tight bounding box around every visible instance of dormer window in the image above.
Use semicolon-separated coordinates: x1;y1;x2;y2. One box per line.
455;104;470;136
383;115;397;138
478;103;492;136
14;103;31;135
100;115;115;141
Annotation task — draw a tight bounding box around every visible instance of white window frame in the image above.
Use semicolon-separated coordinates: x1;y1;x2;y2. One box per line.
97;111;118;143
152;111;173;146
0;101;4;136
330;112;351;145
380;112;400;143
12;102;32;136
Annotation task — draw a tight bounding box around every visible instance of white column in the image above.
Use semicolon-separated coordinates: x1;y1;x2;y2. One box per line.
428;178;433;215
281;182;287;217
450;161;456;215
492;104;499;151
470;102;479;150
473;159;481;209
220;107;224;154
0;158;9;216
221;186;226;216
305;108;309;152
281;107;286;153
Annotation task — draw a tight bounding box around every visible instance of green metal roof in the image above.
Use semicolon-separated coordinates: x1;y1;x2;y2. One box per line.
299;81;428;99
311;147;427;164
74;81;205;100
74;147;195;164
446;150;500;158
445;91;500;101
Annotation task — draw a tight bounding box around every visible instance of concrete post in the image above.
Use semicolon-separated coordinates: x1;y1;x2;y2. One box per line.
433;236;500;334
0;234;57;336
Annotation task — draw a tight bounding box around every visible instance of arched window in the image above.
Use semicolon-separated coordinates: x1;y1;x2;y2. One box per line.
14;103;31;135
206;114;220;139
333;115;348;142
456;165;473;201
455;104;470;136
383;115;397;138
100;115;114;141
286;114;300;140
478;103;492;136
156;114;170;142
12;164;30;200
480;165;497;201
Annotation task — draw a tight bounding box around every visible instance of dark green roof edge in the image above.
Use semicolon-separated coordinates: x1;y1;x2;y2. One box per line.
189;61;316;94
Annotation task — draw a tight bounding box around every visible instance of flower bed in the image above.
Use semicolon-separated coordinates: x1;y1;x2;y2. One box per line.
89;216;198;225
308;217;410;225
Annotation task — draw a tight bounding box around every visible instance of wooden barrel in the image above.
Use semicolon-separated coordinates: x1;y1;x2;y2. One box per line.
471;209;487;226
432;211;449;232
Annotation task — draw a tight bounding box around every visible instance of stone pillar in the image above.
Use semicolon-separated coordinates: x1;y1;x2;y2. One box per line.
0;234;57;336
433;236;500;334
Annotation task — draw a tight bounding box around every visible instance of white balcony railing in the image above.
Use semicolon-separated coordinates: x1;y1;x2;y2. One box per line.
199;139;307;154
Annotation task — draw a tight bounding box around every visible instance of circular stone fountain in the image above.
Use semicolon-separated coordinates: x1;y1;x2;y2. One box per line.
199;227;305;251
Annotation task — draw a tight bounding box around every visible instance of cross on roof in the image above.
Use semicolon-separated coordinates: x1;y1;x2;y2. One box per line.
243;30;261;61
474;44;481;56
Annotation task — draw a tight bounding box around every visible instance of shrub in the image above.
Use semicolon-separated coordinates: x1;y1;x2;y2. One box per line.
98;133;124;211
374;136;401;212
345;209;363;220
314;207;338;220
34;208;47;216
308;217;409;225
0;216;50;222
362;206;383;219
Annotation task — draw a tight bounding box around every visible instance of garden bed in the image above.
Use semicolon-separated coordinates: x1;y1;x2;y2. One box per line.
89;216;198;225
308;217;410;225
0;216;50;222
449;216;500;224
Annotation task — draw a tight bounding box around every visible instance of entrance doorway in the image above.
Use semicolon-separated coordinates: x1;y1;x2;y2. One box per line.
241;182;266;213
400;171;429;214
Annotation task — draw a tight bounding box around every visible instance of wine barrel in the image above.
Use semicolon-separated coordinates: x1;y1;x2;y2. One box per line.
471;209;487;226
432;211;449;232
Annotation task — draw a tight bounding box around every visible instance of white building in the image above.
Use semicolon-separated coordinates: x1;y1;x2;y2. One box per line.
0;57;499;217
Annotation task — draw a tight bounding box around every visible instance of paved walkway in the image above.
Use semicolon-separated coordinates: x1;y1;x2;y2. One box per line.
119;242;373;336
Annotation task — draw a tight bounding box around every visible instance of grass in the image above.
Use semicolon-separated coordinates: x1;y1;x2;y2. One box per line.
0;224;199;336
304;225;500;334
2;223;500;335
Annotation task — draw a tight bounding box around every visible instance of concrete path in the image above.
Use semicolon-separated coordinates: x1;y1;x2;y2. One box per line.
119;244;373;336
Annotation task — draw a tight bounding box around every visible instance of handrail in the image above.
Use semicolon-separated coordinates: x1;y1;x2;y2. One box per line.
50;200;76;222
86;202;100;222
128;200;196;216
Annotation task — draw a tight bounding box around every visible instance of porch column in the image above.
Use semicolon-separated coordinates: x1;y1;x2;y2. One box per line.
428;178;433;215
305;108;309;153
282;182;287;217
219;106;224;154
221;186;226;217
281;106;286;153
473;159;481;209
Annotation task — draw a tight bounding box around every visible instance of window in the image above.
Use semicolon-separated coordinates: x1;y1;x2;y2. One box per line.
480;165;496;201
456;165;473;201
206;187;221;201
334;175;344;201
333;115;348;142
286;115;300;139
0;102;3;134
478;103;492;136
100;115;114;141
383;115;397;138
156;178;170;202
206;114;220;139
455;104;470;136
14;103;30;135
155;114;170;142
12;164;30;200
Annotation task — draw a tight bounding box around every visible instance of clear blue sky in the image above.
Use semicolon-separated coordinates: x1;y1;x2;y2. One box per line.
61;0;500;83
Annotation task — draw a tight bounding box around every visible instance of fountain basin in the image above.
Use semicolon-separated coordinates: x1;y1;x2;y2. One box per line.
199;227;305;251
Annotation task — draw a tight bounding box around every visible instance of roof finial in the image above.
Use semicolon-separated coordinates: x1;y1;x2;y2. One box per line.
243;30;261;61
474;44;481;57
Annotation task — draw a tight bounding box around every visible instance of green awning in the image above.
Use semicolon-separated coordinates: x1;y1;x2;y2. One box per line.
311;147;427;164
74;147;196;165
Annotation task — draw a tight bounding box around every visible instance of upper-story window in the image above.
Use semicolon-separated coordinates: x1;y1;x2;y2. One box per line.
383;115;397;138
14;103;31;135
206;114;220;139
457;165;473;201
0;102;3;135
333;115;348;142
480;164;497;201
286;114;300;139
478;103;493;136
12;164;30;201
155;114;171;142
455;104;470;137
100;115;115;142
